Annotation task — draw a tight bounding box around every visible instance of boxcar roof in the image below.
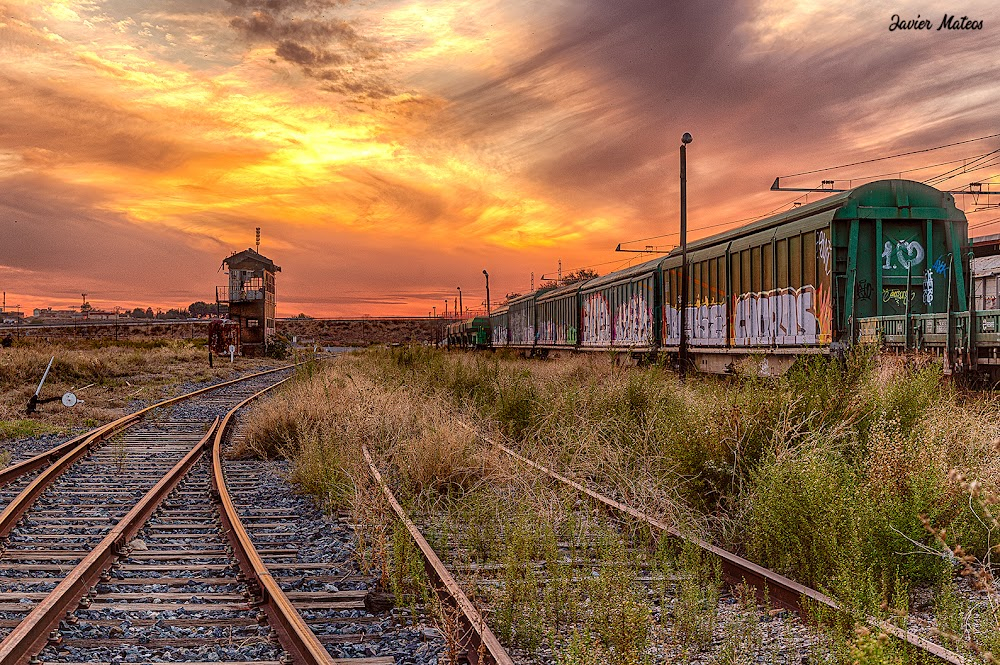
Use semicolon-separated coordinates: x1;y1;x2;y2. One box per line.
665;179;961;259
580;256;664;291
536;280;591;302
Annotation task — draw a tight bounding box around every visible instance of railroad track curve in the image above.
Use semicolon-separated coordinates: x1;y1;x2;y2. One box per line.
0;363;341;664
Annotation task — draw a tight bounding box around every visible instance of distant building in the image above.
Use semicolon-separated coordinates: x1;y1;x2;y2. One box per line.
76;310;121;321
217;248;280;356
1;310;23;324
32;307;77;320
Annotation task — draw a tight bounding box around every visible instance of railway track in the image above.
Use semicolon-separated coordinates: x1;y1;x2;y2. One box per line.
0;364;350;665
354;420;971;665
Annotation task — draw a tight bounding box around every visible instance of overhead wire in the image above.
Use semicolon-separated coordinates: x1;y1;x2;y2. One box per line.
924;149;1000;186
617;193;812;248
778;132;1000;179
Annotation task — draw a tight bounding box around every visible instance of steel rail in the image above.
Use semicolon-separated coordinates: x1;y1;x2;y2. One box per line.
211;377;337;665
461;423;965;665
0;363;299;540
0;362;298;490
362;445;516;665
0;418;221;665
0;431;91;488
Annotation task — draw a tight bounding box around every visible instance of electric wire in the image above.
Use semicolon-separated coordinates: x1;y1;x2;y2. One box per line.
779;132;1000;179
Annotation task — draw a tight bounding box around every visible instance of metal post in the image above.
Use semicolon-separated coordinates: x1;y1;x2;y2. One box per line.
904;252;912;349
968;251;976;372
679;132;692;380
457;287;463;320
946;255;954;371
483;270;491;318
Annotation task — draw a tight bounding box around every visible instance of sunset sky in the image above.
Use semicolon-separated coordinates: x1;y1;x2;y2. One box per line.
1;0;999;317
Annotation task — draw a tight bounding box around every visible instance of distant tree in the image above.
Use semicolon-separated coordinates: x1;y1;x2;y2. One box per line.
157;308;189;319
538;268;599;290
145;307;154;318
562;268;599;284
130;307;145;319
188;301;214;318
295;313;312;319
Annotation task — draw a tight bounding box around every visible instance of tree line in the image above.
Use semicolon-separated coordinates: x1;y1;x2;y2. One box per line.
124;302;227;319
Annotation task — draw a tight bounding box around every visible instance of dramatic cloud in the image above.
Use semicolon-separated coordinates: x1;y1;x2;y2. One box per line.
1;0;999;316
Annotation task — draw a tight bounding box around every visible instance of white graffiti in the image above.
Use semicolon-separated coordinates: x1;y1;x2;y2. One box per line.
733;286;819;346
510;308;534;345
923;269;934;305
898;241;924;269
581;294;611;346
817;230;832;276
883;240;925;270
492;325;508;345
663;302;727;345
614;294;653;345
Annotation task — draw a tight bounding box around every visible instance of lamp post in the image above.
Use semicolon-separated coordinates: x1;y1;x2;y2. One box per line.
679;132;692;381
483;270;491;318
457;286;463;318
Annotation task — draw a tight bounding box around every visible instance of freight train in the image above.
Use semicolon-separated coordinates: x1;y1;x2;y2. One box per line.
447;179;1000;377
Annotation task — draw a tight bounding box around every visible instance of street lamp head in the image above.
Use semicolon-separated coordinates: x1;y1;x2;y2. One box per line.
681;132;693;144
483;269;489;277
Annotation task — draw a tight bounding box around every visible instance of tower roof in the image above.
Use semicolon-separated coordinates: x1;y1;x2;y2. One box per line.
222;248;281;272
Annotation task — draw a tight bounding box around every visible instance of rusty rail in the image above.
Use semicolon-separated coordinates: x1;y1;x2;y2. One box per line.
211;377;337;665
0;431;92;488
362;444;515;665
462;423;965;665
0;363;300;540
0;418;220;665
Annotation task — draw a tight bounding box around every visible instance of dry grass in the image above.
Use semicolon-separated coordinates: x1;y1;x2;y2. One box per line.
239;347;1000;663
0;338;280;440
238;360;508;509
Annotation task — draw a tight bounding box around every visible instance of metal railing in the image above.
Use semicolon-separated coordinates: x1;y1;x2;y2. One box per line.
216;285;265;304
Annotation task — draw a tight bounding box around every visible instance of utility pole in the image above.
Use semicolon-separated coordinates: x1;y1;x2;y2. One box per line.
483;270;491;318
679;132;692;381
457;286;463;319
558;260;562;284
256;227;261;254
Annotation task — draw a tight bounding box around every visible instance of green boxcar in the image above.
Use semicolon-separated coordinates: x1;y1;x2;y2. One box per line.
659;179;969;373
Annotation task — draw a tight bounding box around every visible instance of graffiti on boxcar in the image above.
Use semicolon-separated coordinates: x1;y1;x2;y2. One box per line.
817;231;833;275
663;301;727;345
537;321;556;344
882;240;925;271
923;269;934;305
613;294;653;345
538;320;579;345
510;308;534;345
492;325;508;345
582;293;611;345
882;288;915;306
733;285;823;345
856;279;873;302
